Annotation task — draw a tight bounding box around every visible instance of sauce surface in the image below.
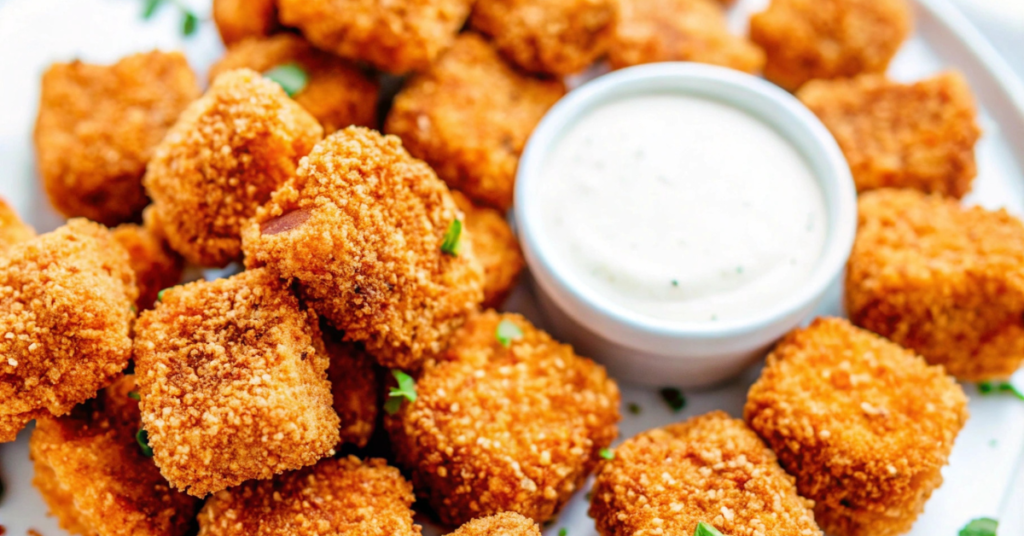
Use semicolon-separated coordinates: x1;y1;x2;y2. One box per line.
538;93;827;323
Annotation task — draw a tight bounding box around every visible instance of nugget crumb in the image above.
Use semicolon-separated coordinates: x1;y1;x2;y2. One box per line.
112;223;184;311
213;0;280;45
323;331;380;448
451;512;541;535
452;191;524;308
0;198;35;254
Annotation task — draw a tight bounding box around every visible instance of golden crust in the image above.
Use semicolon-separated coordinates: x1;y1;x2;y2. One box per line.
744;317;968;536
0;410;43;443
471;0;616;76
610;0;765;73
386;311;620;525
197;456;421;536
385;34;565;212
212;0;280;46
591;411;821;536
143;68;323;268
34;51;199;226
799;72;980;198
210;34;379;133
0;198;35;254
750;0;912;91
133;268;339;497
241;127;485;370
846;189;1024;380
112;223;184;312
452;191;524;308
29;375;201;536
277;0;473;73
324;332;380;448
451;513;541;536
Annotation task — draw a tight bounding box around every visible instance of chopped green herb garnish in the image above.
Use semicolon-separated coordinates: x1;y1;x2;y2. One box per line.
599;448;614;460
182;10;198;36
140;0;200;37
384;370;417;415
671;280;679;287
959;517;998;536
558;529;568;536
627;402;641;415
136;429;153;457
157;289;167;302
979;382;995;394
441;219;462;256
264;63;309;97
129;304;137;314
142;0;162;19
128;391;141;401
978;381;1024;400
585;491;593;501
660;387;686;413
496;319;524;348
695;522;725;536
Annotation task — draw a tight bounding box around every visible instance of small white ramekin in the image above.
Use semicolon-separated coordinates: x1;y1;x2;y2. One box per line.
514;63;857;388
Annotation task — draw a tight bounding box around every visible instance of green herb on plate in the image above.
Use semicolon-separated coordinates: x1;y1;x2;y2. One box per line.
384;369;417;415
136;429;153;457
264;63;309;97
496;319;524;348
959;517;998;536
441;219;462;256
694;521;725;536
599;448;615;460
660;387;686;413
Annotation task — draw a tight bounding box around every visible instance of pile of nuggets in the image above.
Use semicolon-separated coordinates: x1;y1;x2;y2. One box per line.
2;0;1021;534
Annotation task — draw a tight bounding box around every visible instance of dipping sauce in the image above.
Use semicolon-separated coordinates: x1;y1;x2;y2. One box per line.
538;93;827;323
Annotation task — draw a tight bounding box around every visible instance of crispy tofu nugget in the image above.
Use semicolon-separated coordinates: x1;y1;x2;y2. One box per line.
197;456;420;536
144;68;323;268
277;0;473;73
847;190;1024;380
471;0;617;76
324;331;380;448
385;34;565;212
133;268;340;496
242;127;485;370
750;0;912;91
112;223;184;311
610;0;765;73
30;375;201;536
0;219;136;441
212;0;281;46
591;411;821;536
452;191;525;308
0;198;35;254
745;318;968;536
799;72;981;198
451;513;541;536
210;35;379;133
386;311;620;525
34;51;199;226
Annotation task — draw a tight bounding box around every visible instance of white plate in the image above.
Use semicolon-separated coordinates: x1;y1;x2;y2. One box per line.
1;0;1023;534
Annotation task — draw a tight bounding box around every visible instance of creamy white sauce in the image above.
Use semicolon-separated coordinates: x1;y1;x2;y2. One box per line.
538;93;827;323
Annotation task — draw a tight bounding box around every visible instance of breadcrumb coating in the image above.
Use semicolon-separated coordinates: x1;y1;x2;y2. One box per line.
30;375;201;536
471;0;617;76
0;198;35;254
590;411;821;536
750;0;912;91
847;189;1024;380
133;268;339;497
277;0;473;73
745;318;968;536
34;51;200;226
242;127;485;370
610;0;765;73
386;311;620;525
210;34;380;133
452;191;524;308
0;410;43;443
324;331;380;448
213;0;281;46
451;513;541;536
112;223;184;312
197;456;421;536
385;34;565;212
799;72;980;198
143;68;323;267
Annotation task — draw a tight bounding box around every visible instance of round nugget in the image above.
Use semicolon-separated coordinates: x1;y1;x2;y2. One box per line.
144;68;323;267
324;332;380;448
0;197;35;253
452;191;524;308
112;222;185;311
210;35;379;133
213;0;281;46
452;513;541;536
242;127;485;370
133;268;340;497
386;310;620;525
197;456;420;536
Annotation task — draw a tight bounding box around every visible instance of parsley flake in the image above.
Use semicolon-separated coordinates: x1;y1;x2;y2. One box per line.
660;387;686;413
264;63;309;97
695;522;725;536
959;517;998;536
627;402;641;415
384;369;417;415
142;0;162;19
496;319;524;348
182;11;198;36
978;381;1024;400
599;448;614;460
157;289;167;302
558;529;568;536
128;391;141;401
139;0;200;37
136;429;154;457
441;219;462;256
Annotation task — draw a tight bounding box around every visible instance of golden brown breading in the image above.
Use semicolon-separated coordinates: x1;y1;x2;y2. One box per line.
610;0;765;73
386;311;620;525
745;317;968;536
591;411;821;536
385;34;565;212
324;332;380;448
112;223;184;312
30;375;201;536
451;513;541;536
277;0;473;73
213;0;281;46
750;0;912;91
799;72;981;198
242;127;485;370
143;68;323;268
0;219;136;441
210;34;380;133
133;268;339;497
34;51;199;226
471;0;617;76
0;411;43;443
452;191;524;308
0;198;35;254
197;456;420;536
847;189;1024;381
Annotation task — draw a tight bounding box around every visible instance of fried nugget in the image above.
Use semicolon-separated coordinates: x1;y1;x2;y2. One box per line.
0;219;136;441
144;68;322;268
386;311;620;525
277;0;473;73
324;332;380;448
242;127;485;370
34;51;199;226
210;34;379;133
0;198;35;254
590;411;821;536
847;189;1024;380
471;0;617;76
799;72;981;198
30;375;201;536
610;0;765;73
451;513;541;536
452;191;524;308
745;317;968;536
212;0;281;46
197;456;420;536
133;268;339;496
750;0;912;91
112;222;184;311
385;34;565;212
